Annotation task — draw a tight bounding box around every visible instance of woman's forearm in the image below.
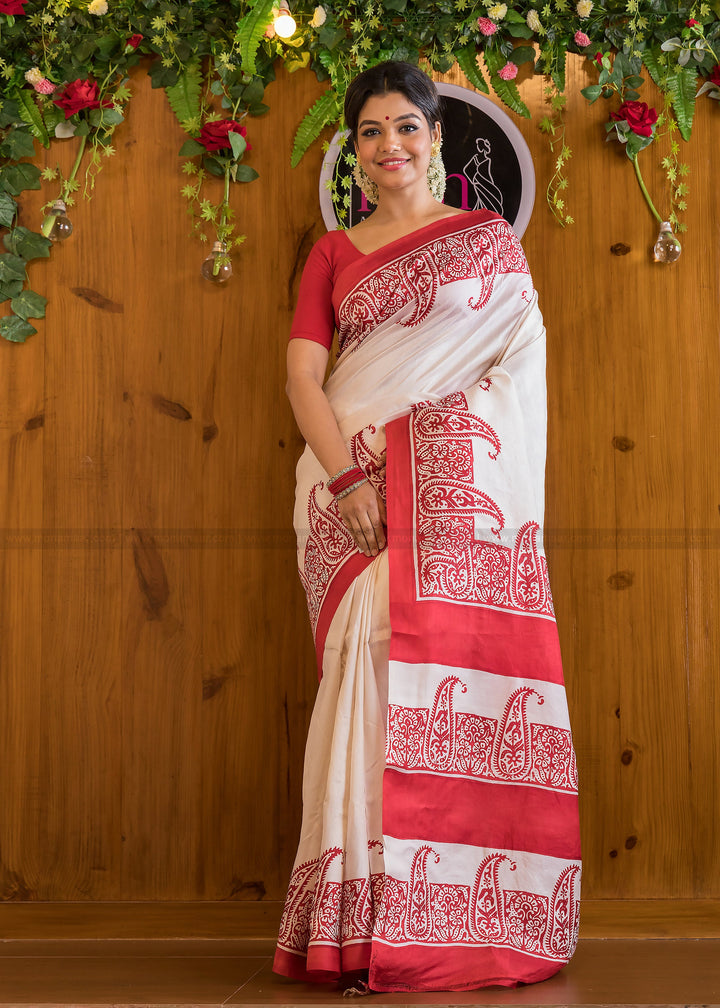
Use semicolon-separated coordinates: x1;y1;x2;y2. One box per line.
286;372;354;478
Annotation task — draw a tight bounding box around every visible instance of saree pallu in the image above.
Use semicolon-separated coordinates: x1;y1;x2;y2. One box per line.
274;213;581;993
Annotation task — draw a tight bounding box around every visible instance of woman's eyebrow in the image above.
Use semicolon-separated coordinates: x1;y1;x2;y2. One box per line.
358;113;422;127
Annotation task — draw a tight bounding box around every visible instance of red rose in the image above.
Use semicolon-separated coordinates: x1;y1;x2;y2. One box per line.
685;18;700;26
198;119;251;154
0;0;29;13
53;79;112;119
709;64;720;87
610;100;658;138
126;33;143;49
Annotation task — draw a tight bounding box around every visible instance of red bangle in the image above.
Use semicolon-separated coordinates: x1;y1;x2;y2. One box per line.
327;465;365;496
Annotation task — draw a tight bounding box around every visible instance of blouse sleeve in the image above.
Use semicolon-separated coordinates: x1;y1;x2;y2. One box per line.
289;237;336;351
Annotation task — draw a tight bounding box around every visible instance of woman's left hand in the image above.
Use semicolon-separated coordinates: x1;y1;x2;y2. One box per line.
338;481;387;557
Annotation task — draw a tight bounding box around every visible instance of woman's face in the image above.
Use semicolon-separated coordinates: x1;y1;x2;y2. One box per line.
354;90;440;199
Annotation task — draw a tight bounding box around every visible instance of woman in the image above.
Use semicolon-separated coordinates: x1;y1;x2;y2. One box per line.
274;61;581;993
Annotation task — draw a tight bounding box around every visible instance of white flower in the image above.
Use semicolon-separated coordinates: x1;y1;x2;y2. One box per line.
88;0;109;14
25;67;44;85
487;2;507;20
576;0;593;17
310;5;327;27
526;8;542;32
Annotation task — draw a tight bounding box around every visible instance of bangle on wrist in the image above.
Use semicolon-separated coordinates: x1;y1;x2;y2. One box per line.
334;477;369;500
327;464;365;496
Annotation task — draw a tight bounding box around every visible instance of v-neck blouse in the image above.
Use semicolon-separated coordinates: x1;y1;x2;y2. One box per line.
289;210;500;351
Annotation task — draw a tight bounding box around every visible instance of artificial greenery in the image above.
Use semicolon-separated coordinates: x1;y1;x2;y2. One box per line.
0;0;719;340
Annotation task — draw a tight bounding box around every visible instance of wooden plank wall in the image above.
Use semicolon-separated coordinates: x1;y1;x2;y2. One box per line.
0;56;718;915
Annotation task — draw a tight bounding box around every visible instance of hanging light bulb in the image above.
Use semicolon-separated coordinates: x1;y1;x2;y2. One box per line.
653;221;682;264
274;0;297;38
41;198;73;242
201;241;233;284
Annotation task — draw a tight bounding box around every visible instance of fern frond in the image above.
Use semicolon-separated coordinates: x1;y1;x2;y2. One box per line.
456;46;489;94
14;89;50;147
291;91;340;168
164;58;202;129
235;0;276;77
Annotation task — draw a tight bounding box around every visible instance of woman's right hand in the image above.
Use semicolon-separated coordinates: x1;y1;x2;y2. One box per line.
338;481;387;557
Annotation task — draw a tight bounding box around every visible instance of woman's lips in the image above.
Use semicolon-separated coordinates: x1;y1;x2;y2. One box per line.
377;159;409;171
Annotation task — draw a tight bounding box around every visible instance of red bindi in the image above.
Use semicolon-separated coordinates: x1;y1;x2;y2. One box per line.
385;116;390;120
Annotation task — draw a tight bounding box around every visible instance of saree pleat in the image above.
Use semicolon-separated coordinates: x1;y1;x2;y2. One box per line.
274;211;581;991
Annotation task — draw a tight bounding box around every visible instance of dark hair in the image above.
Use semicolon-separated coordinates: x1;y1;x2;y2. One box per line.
343;61;443;142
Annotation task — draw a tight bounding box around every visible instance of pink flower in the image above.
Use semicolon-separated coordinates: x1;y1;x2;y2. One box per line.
574;30;591;47
498;61;518;80
34;78;56;94
477;16;497;35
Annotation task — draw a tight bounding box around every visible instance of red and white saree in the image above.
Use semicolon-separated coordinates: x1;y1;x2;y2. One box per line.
274;211;581;992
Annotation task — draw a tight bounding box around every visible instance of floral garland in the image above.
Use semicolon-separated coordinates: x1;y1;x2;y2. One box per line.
0;0;718;340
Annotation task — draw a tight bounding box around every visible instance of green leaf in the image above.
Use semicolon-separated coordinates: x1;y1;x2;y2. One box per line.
0;162;42;196
456;45;489;94
581;84;603;103
3;226;52;261
512;46;537;66
0;253;27;284
10;289;47;321
14;88;50;147
0;278;25;300
0;126;36;160
234;164;259;182
483;50;531;119
179;138;205;156
666;64;697;140
0;314;37;343
291;90;340;168
229;131;247;159
203;156;225;178
241;77;265;106
165;58;202;129
98;107;125;126
507;23;535;39
0;191;18;229
235;0;276;77
0;98;21;129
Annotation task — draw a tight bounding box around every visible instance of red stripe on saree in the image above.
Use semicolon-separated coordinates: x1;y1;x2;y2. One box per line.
366;379;580;991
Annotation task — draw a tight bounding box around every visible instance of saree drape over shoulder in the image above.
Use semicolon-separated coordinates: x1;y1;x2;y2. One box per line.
274;211;581;993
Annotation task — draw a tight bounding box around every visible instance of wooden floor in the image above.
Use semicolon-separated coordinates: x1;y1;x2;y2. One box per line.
0;938;718;1007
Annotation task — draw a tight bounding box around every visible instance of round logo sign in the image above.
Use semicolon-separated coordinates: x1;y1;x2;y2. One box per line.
319;82;535;238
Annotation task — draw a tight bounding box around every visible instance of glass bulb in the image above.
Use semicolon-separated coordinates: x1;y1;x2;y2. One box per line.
274;1;296;37
201;241;233;284
41;199;73;242
653;221;681;264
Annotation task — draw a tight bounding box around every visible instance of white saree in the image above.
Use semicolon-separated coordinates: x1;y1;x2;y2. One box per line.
274;211;581;992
